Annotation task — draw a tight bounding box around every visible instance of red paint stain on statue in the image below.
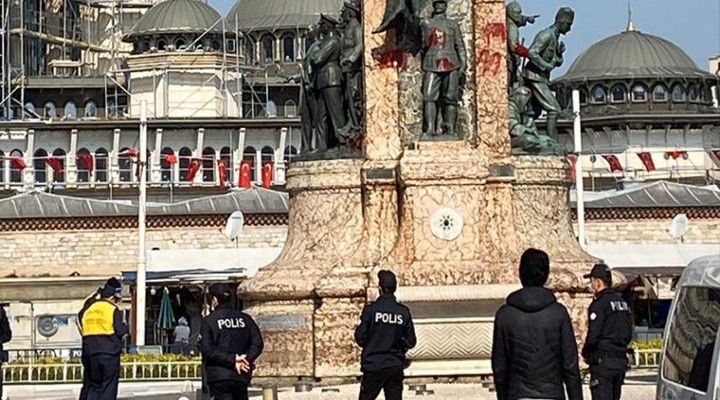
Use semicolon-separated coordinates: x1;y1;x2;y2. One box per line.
372;48;410;71
427;28;447;47
481;22;506;44
477;49;502;76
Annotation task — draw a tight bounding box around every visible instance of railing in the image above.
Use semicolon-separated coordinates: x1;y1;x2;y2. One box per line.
632;349;661;369
2;361;202;384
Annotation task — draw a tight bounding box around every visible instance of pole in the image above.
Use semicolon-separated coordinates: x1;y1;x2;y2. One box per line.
136;99;148;346
572;90;586;250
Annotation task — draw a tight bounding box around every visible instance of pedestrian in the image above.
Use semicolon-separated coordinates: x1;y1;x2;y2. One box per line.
355;270;416;400
173;317;191;355
0;301;12;400
76;286;102;400
582;264;633;400
491;248;583;400
79;277;128;400
200;283;264;400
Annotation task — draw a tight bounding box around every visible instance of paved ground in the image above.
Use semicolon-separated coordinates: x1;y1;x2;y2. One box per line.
4;371;658;399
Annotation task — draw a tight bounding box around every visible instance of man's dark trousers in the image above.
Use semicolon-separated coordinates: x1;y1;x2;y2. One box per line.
86;353;120;400
590;357;627;400
359;367;404;400
79;350;91;400
209;380;249;400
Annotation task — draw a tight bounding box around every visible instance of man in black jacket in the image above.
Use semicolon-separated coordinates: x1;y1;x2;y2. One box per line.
0;302;12;400
355;270;416;400
492;248;583;400
76;286;102;400
581;264;632;400
200;284;264;400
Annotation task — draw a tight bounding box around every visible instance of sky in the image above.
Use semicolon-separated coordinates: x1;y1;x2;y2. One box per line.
208;0;720;75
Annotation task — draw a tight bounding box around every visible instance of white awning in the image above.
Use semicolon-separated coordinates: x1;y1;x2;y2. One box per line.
146;247;282;277
586;243;720;275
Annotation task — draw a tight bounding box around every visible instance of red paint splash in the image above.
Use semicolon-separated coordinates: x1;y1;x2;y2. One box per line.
477;49;503;76
373;49;409;70
481;22;507;44
427;27;447;47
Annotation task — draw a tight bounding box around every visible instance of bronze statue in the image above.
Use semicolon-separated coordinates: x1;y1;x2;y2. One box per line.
373;0;431;54
509;86;560;154
308;14;353;146
522;7;574;141
419;0;467;139
506;1;538;92
340;2;364;137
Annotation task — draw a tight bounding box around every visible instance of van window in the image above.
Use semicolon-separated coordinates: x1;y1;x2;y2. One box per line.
662;287;720;392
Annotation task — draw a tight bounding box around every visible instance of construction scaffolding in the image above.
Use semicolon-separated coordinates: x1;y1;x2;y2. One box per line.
0;0;293;121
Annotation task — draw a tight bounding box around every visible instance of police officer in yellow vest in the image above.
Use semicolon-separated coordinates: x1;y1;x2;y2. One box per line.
79;278;128;400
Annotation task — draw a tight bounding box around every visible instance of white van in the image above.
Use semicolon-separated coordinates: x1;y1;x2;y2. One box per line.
657;255;720;400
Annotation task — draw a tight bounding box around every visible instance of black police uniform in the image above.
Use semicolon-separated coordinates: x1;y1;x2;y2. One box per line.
77;290;100;400
0;304;12;400
354;293;417;400
200;301;264;400
80;294;128;400
582;266;633;400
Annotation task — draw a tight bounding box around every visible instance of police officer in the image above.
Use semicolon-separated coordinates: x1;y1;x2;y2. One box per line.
200;284;263;400
77;286;102;400
355;270;416;400
582;264;633;400
79;277;128;400
0;300;12;400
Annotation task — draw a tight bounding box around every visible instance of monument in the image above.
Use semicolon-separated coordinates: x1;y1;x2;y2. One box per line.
241;0;595;382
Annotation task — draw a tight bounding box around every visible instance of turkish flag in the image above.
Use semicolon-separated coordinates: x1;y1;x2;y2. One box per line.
217;160;227;188
261;163;273;189
164;154;177;164
77;154;94;174
602;155;623;172
239;163;251;188
636;152;655;172
10;157;26;170
567;154;577;182
120;149;140;158
186;158;202;181
45;157;63;173
710;149;720;166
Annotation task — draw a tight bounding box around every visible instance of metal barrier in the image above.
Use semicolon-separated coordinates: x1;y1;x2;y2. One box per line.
2;361;202;384
632;349;661;369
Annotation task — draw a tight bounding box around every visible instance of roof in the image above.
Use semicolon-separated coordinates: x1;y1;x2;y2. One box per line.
587;244;720;275
226;0;344;32
555;30;718;83
678;255;720;288
577;181;720;209
124;0;224;40
0;188;289;219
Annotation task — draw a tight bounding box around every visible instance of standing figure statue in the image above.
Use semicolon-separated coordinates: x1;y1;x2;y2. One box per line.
509;86;560;154
419;0;467;139
340;2;364;137
522;7;574;141
506;1;538;93
308;14;353;147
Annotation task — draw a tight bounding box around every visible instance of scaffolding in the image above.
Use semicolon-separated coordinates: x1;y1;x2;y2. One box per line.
0;0;290;121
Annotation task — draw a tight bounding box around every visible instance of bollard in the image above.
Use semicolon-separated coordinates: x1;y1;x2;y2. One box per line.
262;387;278;400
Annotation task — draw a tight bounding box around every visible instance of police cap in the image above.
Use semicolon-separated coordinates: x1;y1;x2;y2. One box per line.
209;283;232;300
584;263;612;281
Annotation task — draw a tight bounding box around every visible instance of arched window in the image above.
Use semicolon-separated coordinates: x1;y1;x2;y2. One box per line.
211;40;222;52
95;148;109;182
266;100;277;118
652;85;668;102
76;148;92;183
107;99;117;118
44;101;57;118
591;85;606;103
160;147;175;182
244;39;255;65
178;147;193;181
118;147;133;182
202;147;216;182
610;85;626;103
9;149;23;183
64;101;77;120
242;146;256;181
672;84;686;102
174;37;187;49
283;145;298;163
689;85;699;102
157;38;167;51
260;35;274;65
282;35;295;62
84;100;98;118
33;148;48;183
220;146;232;185
261;146;274;183
24;102;36;118
284;99;297;117
631;85;647;102
51;148;66;182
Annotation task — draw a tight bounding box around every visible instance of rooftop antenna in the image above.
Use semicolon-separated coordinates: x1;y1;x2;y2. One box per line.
625;0;636;32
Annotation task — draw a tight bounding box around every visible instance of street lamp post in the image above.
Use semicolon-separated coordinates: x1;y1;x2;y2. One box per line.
136;100;148;346
572;90;586;250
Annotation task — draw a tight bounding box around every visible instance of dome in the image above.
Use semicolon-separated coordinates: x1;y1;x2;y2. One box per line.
124;0;223;40
555;30;717;83
226;0;343;31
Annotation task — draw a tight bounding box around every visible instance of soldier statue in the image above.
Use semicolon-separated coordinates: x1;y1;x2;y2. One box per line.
506;1;538;93
308;14;353;147
419;0;467;139
287;25;324;153
509;86;559;154
340;2;364;137
522;7;574;141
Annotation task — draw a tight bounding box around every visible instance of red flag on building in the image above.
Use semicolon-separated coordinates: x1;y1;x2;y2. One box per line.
77;154;94;174
120;149;140;158
602;155;623;172
636;152;655;172
664;150;688;160
45;157;63;173
239;163;251;188
10;157;26;170
567;154;577;182
710;149;720;166
186;158;202;181
163;154;177;164
217;160;227;188
261;163;273;189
